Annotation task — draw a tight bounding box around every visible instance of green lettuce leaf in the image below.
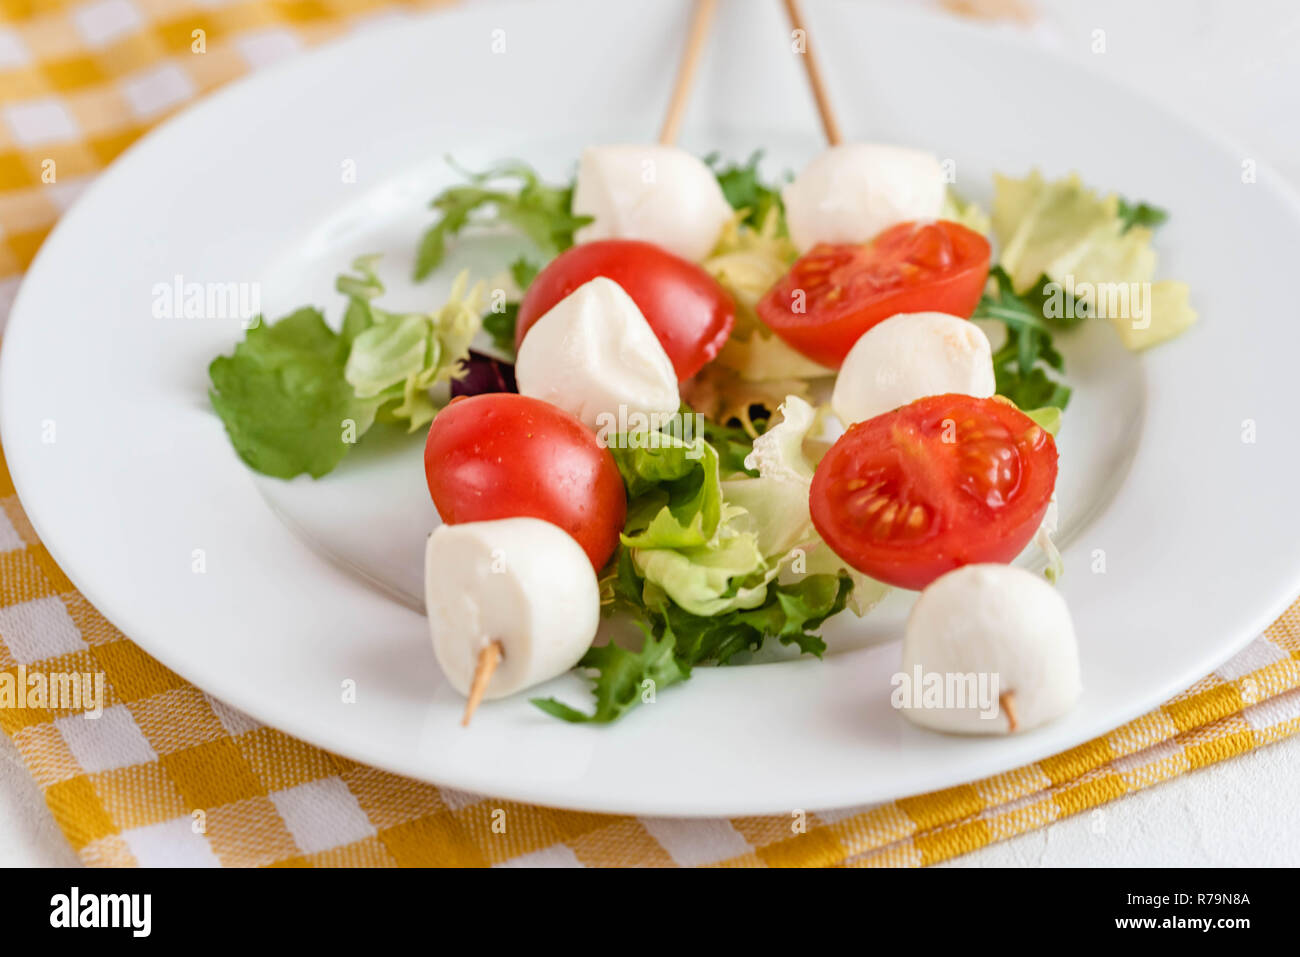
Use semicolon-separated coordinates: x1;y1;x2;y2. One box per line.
613;435;723;550
721;395;889;615
1022;405;1062;436
209;308;383;479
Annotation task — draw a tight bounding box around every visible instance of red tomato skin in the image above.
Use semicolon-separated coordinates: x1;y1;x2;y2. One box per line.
757;221;991;369
423;394;626;571
809;395;1057;590
514;239;735;382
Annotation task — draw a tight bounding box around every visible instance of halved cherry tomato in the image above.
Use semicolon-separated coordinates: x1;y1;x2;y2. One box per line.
809;394;1057;590
757;221;991;369
515;239;735;381
424;393;626;571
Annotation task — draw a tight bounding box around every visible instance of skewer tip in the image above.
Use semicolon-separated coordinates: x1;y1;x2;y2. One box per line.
462;640;504;727
999;690;1019;734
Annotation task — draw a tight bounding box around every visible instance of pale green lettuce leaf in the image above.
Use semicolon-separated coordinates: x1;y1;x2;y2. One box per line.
723;395;890;615
941;188;991;236
615;436;724;550
991;170;1196;351
343;271;483;431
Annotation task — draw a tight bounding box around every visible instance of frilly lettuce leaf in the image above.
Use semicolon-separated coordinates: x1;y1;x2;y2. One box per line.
682;366;814;436
343;268;483;431
633;532;770;617
541;400;874;723
1034;493;1063;584
991;170;1196;351
703;208;831;385
1022;405;1062;436
715;327;834;383
613;435;723;550
722;395;889;615
704;208;797;323
721;393;818;558
941;188;991;236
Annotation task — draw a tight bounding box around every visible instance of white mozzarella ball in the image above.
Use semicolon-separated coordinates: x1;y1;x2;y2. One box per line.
515;276;680;430
831;312;995;425
783;143;946;252
572;144;734;261
425;517;600;700
900;564;1081;734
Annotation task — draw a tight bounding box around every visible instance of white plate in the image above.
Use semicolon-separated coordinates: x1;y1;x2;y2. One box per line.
3;0;1300;817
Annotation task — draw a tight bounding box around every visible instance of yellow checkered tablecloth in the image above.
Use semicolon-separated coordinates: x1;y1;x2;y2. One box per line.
2;0;1300;868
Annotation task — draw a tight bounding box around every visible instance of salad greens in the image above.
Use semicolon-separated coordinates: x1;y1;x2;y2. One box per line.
343;261;484;431
414;160;590;281
704;151;788;230
1116;197;1169;233
207;148;1198;725
973;265;1072;410
208;307;386;479
534;396;881;723
533;550;850;724
991;170;1195;350
209;256;483;478
479;257;537;357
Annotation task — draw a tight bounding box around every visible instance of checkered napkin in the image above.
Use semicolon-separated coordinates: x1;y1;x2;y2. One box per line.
3;0;1300;868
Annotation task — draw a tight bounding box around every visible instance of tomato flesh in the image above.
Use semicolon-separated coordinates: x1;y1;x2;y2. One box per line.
810;394;1057;590
757;220;991;369
423;393;627;571
515;239;735;381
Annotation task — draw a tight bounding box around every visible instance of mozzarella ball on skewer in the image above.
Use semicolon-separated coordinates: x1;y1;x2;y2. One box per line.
572;144;734;261
900;564;1081;735
425;517;600;701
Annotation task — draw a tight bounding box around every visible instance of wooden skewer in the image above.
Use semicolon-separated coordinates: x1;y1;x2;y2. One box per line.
782;0;843;146
999;690;1019;734
462;640;504;727
659;0;720;145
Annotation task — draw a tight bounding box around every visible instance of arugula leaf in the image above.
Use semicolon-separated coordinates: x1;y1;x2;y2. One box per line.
209;308;383;479
1117;197;1169;233
531;623;690;724
974;266;1072;410
704;150;787;229
414;161;591;280
535;552;851;723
